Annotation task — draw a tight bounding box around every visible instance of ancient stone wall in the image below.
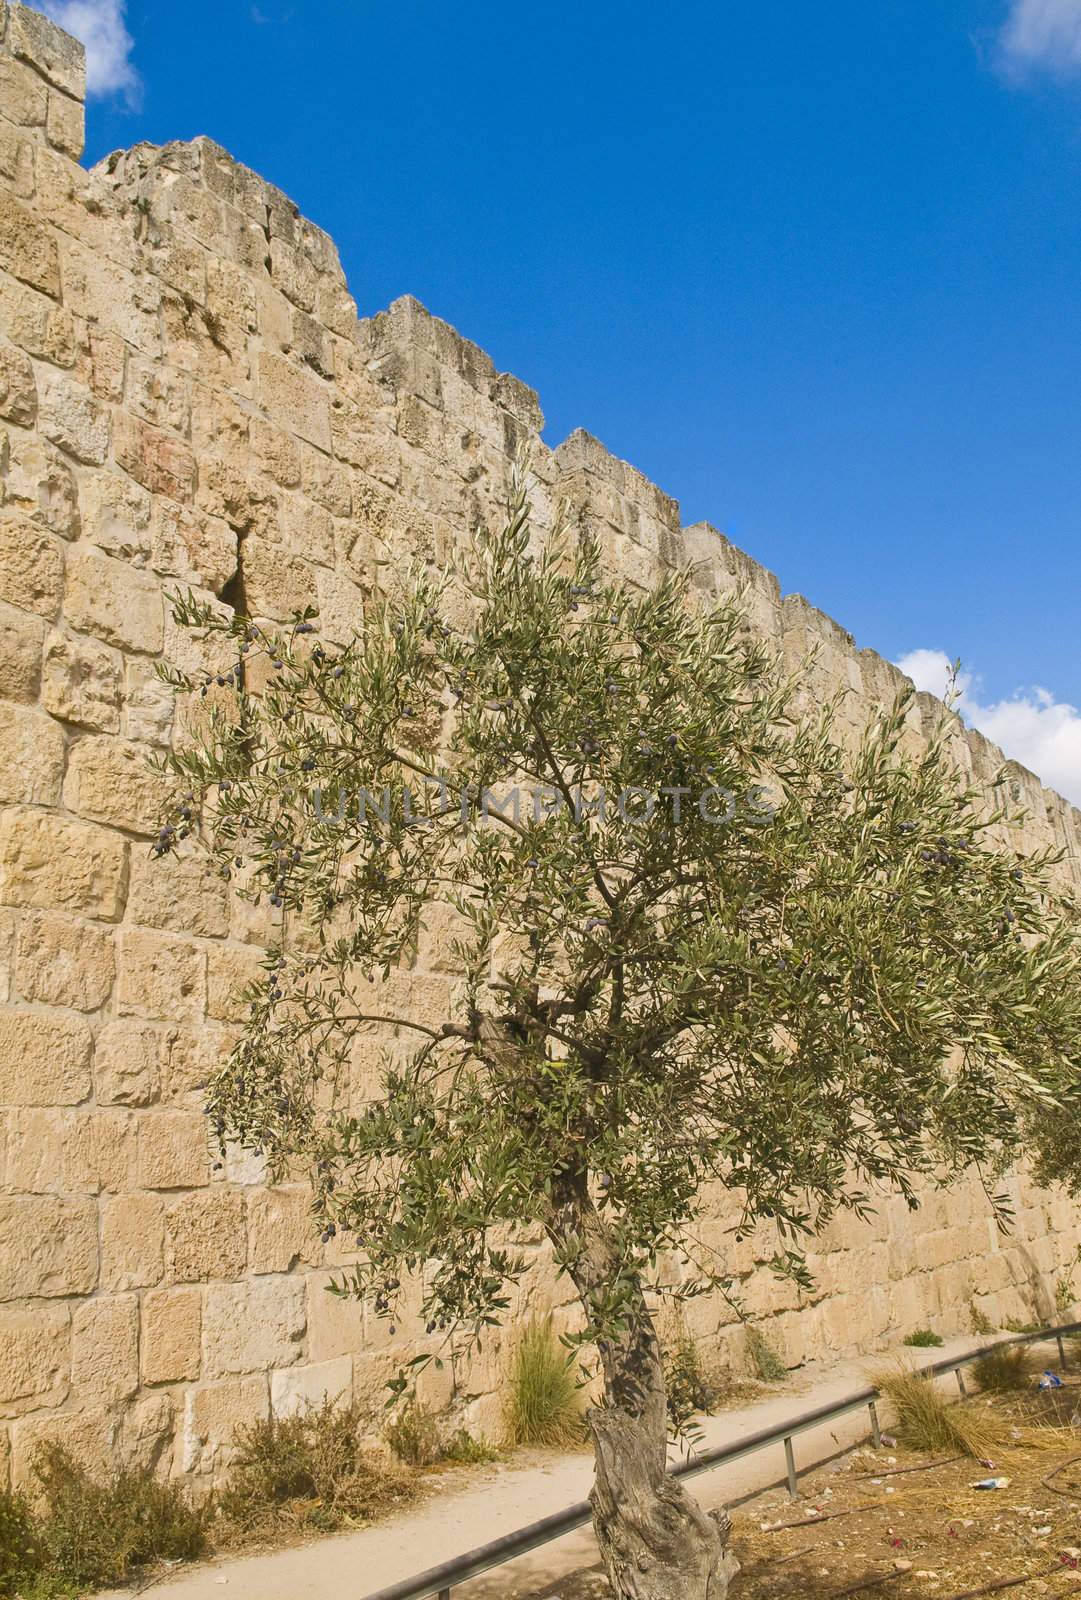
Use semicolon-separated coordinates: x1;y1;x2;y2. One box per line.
0;2;1079;1486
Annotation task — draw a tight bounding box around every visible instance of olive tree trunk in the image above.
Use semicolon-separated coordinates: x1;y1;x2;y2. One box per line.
549;1187;740;1600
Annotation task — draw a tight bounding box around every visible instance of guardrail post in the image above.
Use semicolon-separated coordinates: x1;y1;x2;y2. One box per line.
784;1435;798;1498
955;1368;968;1397
1056;1333;1067;1369
438;1589;451;1599
868;1399;882;1449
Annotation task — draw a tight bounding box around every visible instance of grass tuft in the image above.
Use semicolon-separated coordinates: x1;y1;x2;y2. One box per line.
384;1401;497;1469
219;1398;415;1537
973;1344;1032;1394
746;1326;787;1383
873;1365;1003;1459
969;1302;997;1336
902;1327;944;1348
504;1318;584;1448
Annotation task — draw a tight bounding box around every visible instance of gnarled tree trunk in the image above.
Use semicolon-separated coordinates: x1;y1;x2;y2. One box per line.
549;1185;739;1600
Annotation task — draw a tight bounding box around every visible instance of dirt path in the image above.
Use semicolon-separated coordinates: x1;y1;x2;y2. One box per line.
102;1335;1048;1600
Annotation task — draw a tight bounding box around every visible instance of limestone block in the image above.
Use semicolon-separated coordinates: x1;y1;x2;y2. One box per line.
258;350;331;453
127;849;229;939
63;1108;137;1193
101;1190;165;1291
0;603;43;700
0;188;58;297
124;658;174;746
113;410;196;502
279;493;334;566
11;1406;117;1490
247;1185;317;1275
0;338;34;424
117;928;205;1022
38;371;110;463
150;503;235;594
202;1276;306;1378
302;443;351;516
64;548;163;653
241;531;316;617
269;237;317;312
0;1304;69;1416
0;1195;97;1298
164;1022;233;1106
127;357;191;436
0;54;47;126
79;470;152;563
42;630;121;732
64;735;171;834
0;513;63;616
1;1106;66;1191
197;457;277;539
206;941;269;1023
71;1294;138;1403
0;808;126;917
2;435;79;537
142;1287;202;1384
86;332;129;411
46;88;83;160
165;1187;247;1282
251;417;301;489
137;1110;209;1190
15;912;114;1011
314;565;365;646
181;1375;268;1475
271;1356;351;1418
94;1019;165;1106
120;1391;175;1477
0;1006;92;1103
307;1272;365;1363
9;4;87;98
0;701;64;804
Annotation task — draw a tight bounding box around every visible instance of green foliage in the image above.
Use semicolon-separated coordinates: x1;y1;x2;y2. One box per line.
973;1345;1032;1393
902;1328;944;1348
746;1326;787;1382
1055;1273;1076;1311
969;1301;997;1336
0;1489;42;1599
157;477;1081;1379
663;1324;719;1433
0;1444;207;1598
504;1318;584;1447
219;1399;414;1535
383;1401;494;1468
1003;1317;1041;1334
873;1368;1001;1458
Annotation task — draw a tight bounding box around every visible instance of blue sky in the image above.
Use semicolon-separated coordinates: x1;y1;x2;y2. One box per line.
42;0;1081;801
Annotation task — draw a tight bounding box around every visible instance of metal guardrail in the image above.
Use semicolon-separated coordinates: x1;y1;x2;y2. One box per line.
364;1319;1081;1600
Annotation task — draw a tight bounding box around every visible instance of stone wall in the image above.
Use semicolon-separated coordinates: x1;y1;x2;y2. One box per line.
0;1;1078;1486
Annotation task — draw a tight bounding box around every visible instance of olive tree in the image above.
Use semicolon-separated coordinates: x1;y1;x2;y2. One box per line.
157;483;1081;1600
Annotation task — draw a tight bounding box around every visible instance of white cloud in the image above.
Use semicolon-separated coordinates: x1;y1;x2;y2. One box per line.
40;0;140;102
999;0;1081;74
897;647;1081;807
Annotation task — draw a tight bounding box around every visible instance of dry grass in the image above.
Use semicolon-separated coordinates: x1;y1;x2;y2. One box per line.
504;1318;585;1448
871;1364;1005;1459
972;1343;1033;1394
217;1398;416;1539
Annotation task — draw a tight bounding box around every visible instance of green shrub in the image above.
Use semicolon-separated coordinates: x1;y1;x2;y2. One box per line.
385;1401;443;1468
663;1326;718;1432
746;1326;786;1383
969;1302;996;1336
29;1443;205;1595
220;1399;414;1536
973;1345;1032;1394
1055;1275;1076;1312
0;1489;42;1599
1003;1317;1041;1334
902;1328;944;1348
385;1401;496;1468
504;1318;584;1448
